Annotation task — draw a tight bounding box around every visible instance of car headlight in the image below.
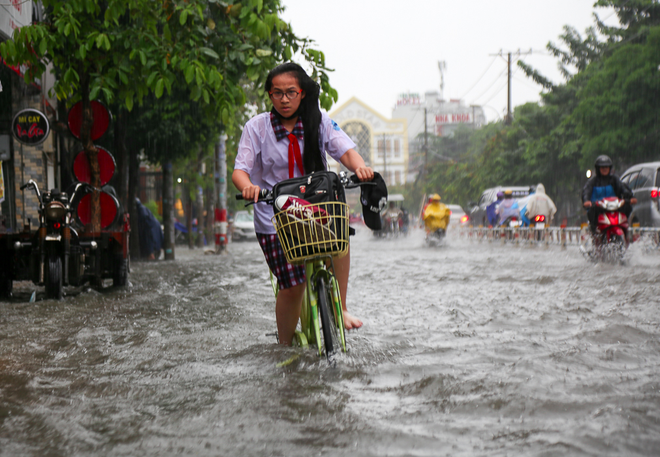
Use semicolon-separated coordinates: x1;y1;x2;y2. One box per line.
45;201;67;221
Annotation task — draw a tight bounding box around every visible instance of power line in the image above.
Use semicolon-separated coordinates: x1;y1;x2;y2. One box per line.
480;80;509;106
458;56;499;99
466;67;508;104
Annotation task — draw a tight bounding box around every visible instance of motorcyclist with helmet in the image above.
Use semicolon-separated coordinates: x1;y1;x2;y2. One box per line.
422;193;450;235
382;201;404;234
496;189;519;225
525;183;557;225
581;155;636;233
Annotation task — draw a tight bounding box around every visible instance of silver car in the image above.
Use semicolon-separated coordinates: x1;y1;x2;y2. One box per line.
620;162;660;227
231;210;256;241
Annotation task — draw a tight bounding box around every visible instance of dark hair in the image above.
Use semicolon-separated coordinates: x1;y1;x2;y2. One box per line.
266;63;324;173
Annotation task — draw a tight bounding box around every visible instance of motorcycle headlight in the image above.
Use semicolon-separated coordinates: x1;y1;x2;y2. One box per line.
45;201;67;221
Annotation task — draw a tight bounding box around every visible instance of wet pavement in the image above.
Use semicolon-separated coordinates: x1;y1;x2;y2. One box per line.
1;227;659;456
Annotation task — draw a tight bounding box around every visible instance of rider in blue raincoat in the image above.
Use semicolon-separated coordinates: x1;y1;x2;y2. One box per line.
497;190;519;225
486;191;503;227
519;186;536;227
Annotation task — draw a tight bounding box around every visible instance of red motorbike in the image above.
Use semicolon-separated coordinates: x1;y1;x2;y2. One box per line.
581;197;630;263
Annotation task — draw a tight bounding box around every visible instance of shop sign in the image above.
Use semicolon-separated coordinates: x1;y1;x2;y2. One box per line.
435;113;473;124
12;109;51;146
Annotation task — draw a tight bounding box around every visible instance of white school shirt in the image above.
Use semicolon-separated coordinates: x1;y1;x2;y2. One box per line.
235;111;356;234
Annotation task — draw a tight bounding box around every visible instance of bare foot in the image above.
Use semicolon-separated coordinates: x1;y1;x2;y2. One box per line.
343;311;363;330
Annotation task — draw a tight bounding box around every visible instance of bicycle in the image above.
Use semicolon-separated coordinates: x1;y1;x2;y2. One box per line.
237;172;371;361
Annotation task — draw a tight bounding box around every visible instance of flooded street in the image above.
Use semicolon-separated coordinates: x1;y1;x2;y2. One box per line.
1;228;660;456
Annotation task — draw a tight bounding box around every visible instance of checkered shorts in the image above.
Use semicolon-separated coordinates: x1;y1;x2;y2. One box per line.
257;233;306;290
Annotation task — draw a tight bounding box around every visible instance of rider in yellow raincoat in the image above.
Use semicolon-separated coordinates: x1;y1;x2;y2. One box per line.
422;194;450;233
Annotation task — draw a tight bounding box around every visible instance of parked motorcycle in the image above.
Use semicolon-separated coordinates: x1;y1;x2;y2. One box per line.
580;197;630;263
2;181;97;299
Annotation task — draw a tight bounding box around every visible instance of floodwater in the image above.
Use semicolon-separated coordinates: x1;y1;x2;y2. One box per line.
1;227;659;456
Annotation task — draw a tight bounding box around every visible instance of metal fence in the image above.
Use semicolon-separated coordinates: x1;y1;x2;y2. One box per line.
459;226;660;248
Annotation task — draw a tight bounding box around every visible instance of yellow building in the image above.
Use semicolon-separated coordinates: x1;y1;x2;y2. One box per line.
328;97;408;187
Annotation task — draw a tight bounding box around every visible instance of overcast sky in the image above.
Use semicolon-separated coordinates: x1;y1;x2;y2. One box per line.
280;0;619;122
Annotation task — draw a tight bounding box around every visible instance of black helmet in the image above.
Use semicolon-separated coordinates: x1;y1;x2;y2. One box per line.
594;155;613;168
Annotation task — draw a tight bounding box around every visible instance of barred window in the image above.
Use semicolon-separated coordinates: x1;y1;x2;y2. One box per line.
341;121;371;166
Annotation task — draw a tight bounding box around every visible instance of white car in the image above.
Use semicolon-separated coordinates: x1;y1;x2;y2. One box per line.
232;210;256;241
447;204;469;228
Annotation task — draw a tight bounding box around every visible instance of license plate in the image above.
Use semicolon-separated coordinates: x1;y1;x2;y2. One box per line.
536;223;545;228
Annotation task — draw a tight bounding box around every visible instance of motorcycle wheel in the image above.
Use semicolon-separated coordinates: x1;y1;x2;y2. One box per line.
606;234;626;264
0;272;12;299
113;253;128;287
46;255;63;299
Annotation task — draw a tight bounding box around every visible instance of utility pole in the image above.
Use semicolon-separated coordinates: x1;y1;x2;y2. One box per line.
214;134;228;253
423;107;428;174
381;134;387;184
507;52;512;125
489;49;532;125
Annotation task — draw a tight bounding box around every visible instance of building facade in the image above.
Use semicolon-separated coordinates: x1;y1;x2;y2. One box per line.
1;1;60;232
328;97;408;187
392;91;487;182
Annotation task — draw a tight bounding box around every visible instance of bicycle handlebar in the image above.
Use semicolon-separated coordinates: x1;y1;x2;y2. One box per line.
235;188;273;205
235;172;376;206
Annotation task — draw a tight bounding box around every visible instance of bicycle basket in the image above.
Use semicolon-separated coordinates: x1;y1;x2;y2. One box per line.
272;201;349;264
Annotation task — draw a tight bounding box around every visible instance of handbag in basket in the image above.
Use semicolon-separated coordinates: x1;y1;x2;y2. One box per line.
271;171;348;260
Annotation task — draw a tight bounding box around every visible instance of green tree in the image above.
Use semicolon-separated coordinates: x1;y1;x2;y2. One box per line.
0;0;337;233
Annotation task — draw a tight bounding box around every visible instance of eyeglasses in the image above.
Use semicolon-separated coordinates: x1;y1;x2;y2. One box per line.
269;89;302;100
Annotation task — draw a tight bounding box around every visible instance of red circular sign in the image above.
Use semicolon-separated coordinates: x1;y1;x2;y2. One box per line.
76;191;119;229
67;101;111;140
72;147;116;185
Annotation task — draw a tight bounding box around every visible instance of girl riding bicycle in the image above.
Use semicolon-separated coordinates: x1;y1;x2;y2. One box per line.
232;62;374;346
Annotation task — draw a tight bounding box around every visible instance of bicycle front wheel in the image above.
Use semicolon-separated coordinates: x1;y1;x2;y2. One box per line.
316;277;339;359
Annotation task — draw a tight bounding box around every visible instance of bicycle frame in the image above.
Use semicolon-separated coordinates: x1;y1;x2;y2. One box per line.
302;257;346;356
271;255;347;357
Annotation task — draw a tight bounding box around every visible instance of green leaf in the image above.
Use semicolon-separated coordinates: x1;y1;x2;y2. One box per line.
89;86;100;100
185;65;195;84
203;88;210;104
284;45;292;61
255;0;263;13
255;48;272;57
79;44;86;59
222;107;229;125
164;24;172;42
147;71;159;86
38;38;47;55
139;51;147;66
125;93;134;112
180;10;188;26
155;78;164;98
64;23;71;36
200;47;219;59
